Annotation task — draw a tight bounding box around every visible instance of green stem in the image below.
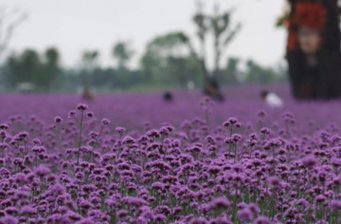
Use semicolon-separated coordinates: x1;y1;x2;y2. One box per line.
77;111;84;165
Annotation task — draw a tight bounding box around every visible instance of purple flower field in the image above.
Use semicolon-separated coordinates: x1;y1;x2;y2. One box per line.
0;85;340;224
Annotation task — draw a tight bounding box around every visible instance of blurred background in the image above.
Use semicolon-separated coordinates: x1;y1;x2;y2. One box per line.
0;0;289;94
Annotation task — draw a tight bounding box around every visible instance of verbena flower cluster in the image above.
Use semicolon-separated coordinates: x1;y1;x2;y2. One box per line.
0;87;340;223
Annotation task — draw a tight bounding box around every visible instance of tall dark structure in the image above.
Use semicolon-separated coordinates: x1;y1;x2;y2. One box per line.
286;0;341;99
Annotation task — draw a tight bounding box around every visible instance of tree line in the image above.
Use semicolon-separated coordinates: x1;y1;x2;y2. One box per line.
0;2;287;93
0;42;287;93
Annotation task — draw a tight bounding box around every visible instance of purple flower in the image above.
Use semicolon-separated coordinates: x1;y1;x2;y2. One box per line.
76;104;88;111
0;216;18;224
328;200;341;210
116;209;128;219
301;155;318;168
268;176;280;186
207;196;231;211
20;205;37;216
75;219;94;224
209;217;232;224
34;165;51;177
189;217;208;224
122;196;148;207
101;118;110;126
252;216;272;224
54;116;63;123
237;208;254;222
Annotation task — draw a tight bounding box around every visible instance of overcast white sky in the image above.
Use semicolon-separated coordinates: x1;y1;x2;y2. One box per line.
0;0;287;68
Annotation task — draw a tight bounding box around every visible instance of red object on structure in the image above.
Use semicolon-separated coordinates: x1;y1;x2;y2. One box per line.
293;2;326;30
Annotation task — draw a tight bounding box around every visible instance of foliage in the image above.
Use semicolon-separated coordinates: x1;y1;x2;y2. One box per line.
244;60;287;84
0;44;287;93
140;32;204;87
80;50;99;89
4;48;60;91
112;41;134;70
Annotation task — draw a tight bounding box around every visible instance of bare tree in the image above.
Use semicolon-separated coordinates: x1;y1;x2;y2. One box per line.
0;6;27;58
177;1;241;100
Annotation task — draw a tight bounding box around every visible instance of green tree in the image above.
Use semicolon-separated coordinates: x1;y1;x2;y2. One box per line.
4;48;61;91
41;48;60;89
140;32;203;87
244;60;278;84
81;50;99;89
222;57;239;84
6;49;41;88
112;41;134;70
